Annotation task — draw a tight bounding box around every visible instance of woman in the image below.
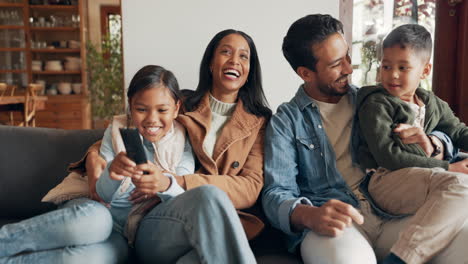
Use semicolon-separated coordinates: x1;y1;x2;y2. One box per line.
81;29;271;263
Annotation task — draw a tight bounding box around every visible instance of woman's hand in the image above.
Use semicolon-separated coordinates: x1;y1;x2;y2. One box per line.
129;190;155;204
131;161;171;195
86;151;107;202
108;152;143;181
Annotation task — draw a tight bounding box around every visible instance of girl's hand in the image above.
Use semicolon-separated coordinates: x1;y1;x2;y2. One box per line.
109;152;143;181
131;161;171;195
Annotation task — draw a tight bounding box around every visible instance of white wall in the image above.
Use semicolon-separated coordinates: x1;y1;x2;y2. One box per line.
121;0;339;111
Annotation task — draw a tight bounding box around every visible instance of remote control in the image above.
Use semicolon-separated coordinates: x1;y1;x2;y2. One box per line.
119;128;148;165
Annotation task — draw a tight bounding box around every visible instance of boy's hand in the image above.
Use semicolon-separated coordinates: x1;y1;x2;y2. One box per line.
108;152;143;181
290;199;363;237
448;159;468;174
394;124;443;159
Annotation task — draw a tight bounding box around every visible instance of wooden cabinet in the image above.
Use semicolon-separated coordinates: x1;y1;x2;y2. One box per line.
0;0;90;129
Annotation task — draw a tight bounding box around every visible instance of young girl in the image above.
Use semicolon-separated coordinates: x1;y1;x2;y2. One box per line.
96;64;194;245
0;65;194;263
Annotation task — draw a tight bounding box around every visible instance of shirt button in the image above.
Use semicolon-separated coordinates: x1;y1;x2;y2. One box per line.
309;144;314;149
318;125;322;129
231;161;240;169
320;153;323;156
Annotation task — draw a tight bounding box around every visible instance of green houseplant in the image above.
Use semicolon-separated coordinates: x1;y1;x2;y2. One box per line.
86;33;124;127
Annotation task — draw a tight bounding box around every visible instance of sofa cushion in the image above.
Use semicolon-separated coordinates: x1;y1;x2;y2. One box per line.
0;125;104;218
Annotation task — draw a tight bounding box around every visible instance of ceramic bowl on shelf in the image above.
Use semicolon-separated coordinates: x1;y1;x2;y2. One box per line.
72;83;81;94
45;60;63;71
31;60;42;71
68;40;81;49
57;82;72;95
64;57;81;71
46;87;57;95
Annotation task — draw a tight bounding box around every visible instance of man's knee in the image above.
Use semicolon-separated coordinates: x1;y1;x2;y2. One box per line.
300;229;376;264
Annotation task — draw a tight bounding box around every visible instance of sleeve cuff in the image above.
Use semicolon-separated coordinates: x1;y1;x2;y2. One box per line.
278;197;313;235
157;173;185;202
430;131;458;162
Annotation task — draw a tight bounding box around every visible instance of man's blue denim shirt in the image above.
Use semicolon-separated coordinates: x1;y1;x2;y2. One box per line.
262;85;458;252
262;85;361;252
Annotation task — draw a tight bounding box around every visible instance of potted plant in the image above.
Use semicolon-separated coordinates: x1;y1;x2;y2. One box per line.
86;33;124;128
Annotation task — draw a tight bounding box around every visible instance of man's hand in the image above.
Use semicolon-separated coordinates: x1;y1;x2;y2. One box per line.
86;151;107;202
290;199;364;237
394;124;444;160
448;158;468;174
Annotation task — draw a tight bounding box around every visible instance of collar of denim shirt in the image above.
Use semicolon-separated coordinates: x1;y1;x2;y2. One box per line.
294;84;359;112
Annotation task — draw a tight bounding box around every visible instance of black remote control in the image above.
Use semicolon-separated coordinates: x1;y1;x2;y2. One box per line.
119;128;148;165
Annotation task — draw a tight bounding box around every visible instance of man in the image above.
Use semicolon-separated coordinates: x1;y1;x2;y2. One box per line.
262;14;468;264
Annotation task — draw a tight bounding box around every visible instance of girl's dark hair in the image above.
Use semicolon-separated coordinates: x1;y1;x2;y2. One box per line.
127;65;181;103
183;29;271;119
282;14;343;72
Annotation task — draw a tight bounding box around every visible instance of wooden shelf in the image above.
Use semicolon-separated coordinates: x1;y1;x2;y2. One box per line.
30;4;78;10
0;25;25;30
0;3;25;7
0;0;90;129
0;48;27;52
31;48;80;53
0;69;27;73
32;70;81;75
30;26;79;31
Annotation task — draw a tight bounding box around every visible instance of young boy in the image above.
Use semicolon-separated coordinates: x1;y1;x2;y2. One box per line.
357;24;468;264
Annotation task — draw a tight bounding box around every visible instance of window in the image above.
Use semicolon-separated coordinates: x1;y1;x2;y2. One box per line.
351;0;436;89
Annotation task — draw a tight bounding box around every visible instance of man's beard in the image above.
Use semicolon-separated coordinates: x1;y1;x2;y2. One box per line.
318;76;350;97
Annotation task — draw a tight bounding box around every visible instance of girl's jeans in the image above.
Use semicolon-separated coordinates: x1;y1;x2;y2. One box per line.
135;185;256;264
0;198;128;264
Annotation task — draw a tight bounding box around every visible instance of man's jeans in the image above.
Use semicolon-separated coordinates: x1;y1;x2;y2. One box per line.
0;198;128;264
135;185;256;264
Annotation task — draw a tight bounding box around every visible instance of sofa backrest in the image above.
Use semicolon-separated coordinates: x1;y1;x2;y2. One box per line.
0;125;104;218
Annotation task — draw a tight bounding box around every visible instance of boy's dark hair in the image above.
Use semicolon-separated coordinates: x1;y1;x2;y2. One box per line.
282;14;343;72
127;65;181;103
383;24;432;62
183;29;271;119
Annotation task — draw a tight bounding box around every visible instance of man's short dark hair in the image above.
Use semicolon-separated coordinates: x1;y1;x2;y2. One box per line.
282;14;343;72
382;24;432;62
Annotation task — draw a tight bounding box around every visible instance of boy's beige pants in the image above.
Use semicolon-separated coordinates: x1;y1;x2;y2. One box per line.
368;167;468;264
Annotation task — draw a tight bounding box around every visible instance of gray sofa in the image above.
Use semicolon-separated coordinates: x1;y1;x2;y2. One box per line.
0;125;300;263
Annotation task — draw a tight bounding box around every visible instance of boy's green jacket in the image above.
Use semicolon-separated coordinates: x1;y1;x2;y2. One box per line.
356;85;468;171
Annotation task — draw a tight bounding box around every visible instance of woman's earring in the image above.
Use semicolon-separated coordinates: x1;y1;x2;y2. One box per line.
210;67;213;74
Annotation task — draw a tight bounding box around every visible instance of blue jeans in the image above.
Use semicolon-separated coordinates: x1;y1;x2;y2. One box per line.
0;198;128;264
135;185;256;264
